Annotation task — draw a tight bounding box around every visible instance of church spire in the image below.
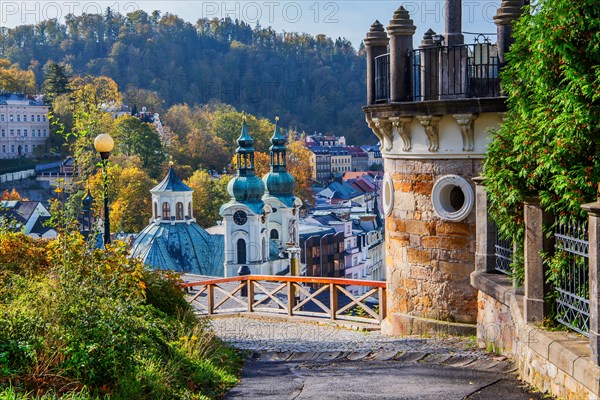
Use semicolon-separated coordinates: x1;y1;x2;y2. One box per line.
236;116;256;177
228;115;265;203
270;116;287;173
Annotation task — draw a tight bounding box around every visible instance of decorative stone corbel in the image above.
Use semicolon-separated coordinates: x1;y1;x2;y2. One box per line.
453;113;478;152
366;116;383;150
374;118;394;151
391;116;413;152
417;115;442;152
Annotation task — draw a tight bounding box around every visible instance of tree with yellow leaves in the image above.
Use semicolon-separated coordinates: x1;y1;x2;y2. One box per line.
0;58;36;93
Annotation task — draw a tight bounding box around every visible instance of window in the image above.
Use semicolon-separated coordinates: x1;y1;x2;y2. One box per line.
0;114;4;121
10;145;14;153
23;129;27;137
188;202;192;217
16;115;20;122
270;229;279;240
1;129;4;137
9;115;13;122
23;115;26;122
162;203;171;220
31;114;34;121
10;129;14;136
153;202;157;219
16;129;20;136
37;115;40;122
43;129;47;137
176;202;184;220
237;239;247;264
1;145;5;153
24;145;28;153
43;115;46;122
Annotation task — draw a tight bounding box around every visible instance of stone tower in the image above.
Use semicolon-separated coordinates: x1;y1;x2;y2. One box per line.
363;1;525;335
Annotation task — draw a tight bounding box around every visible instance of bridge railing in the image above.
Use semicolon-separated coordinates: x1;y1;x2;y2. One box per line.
182;275;386;326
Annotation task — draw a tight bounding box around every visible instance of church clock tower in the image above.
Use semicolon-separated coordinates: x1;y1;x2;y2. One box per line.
220;117;272;277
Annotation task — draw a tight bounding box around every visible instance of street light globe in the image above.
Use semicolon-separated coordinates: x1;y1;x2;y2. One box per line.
94;133;114;153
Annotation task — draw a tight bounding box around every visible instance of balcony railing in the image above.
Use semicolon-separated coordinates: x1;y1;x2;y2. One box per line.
373;42;500;103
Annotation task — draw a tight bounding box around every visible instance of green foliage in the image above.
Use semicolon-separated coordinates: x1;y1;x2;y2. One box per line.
42;62;70;105
0;232;242;399
483;0;600;282
0;12;370;144
114;115;165;178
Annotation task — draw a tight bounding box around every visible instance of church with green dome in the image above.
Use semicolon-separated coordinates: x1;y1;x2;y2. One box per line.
220;116;301;277
131;116;300;278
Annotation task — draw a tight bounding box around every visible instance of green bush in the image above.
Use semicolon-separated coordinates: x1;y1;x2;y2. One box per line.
0;232;242;399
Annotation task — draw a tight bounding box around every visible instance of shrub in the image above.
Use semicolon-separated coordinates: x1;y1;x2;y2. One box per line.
0;232;242;398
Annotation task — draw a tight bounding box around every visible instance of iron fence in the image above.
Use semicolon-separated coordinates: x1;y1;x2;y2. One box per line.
553;216;590;336
494;224;513;275
374;53;390;103
372;41;500;103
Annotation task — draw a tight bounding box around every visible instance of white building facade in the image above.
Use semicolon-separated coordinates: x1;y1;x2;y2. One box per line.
0;94;50;159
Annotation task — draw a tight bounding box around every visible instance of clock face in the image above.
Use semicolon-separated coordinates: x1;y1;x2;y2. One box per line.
233;210;248;226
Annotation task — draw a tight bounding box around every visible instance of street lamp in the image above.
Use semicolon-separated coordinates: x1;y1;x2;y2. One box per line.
94;133;114;247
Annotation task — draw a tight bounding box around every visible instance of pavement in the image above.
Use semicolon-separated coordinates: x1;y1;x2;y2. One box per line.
208;317;548;400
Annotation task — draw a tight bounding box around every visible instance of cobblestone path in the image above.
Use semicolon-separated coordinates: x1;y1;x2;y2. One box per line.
209;316;547;399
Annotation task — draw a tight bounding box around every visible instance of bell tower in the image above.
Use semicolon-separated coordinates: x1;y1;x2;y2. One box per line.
220;117;272;277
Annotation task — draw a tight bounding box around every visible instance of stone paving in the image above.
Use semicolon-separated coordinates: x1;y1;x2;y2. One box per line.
208;316;548;399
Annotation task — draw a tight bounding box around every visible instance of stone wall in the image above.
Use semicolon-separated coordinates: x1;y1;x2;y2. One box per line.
383;158;481;334
474;273;600;400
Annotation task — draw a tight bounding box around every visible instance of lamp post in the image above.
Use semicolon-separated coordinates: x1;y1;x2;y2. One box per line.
94;133;114;247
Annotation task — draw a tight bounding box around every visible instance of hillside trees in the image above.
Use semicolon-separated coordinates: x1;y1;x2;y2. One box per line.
0;12;370;143
0;58;36;93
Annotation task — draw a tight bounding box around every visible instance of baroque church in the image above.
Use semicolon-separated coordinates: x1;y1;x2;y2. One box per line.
131;116;301;277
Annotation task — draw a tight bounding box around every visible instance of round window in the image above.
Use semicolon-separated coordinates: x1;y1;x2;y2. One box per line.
382;173;394;216
431;175;474;221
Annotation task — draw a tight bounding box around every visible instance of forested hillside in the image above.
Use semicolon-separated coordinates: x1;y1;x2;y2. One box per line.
0;10;370;143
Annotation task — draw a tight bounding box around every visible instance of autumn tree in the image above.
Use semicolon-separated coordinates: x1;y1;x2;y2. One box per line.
0;58;36;93
68;75;121;181
88;162;156;232
230;150;270;178
287;136;314;205
184;170;232;227
0;189;27;201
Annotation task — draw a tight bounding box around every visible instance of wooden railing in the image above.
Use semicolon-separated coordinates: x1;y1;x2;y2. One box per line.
182;275;387;326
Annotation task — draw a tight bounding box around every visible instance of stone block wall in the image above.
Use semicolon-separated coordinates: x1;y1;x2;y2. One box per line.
384;158;481;330
474;274;600;400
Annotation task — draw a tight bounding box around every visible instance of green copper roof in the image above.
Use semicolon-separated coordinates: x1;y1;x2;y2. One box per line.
236;117;255;154
131;221;224;276
230;116;265;203
151;166;193;193
264;117;295;199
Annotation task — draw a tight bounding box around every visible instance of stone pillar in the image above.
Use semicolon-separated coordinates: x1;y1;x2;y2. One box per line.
419;29;440;101
387;6;416;102
473;177;495;274
523;196;552;323
444;0;464;46
364;21;390;105
582;200;600;365
494;0;525;67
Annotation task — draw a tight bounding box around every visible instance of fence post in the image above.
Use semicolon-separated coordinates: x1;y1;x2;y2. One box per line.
473;176;496;274
330;284;338;321
287;281;295;317
582;200;600;365
247;280;254;313
378;287;387;321
523;196;552;322
207;284;214;315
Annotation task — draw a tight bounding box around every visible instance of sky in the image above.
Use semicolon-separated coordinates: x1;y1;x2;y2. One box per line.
0;1;501;49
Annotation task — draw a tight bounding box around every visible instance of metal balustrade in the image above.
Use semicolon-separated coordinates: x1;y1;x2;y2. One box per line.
373;41;500;103
553;216;590;336
494;225;513;275
183;275;386;326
